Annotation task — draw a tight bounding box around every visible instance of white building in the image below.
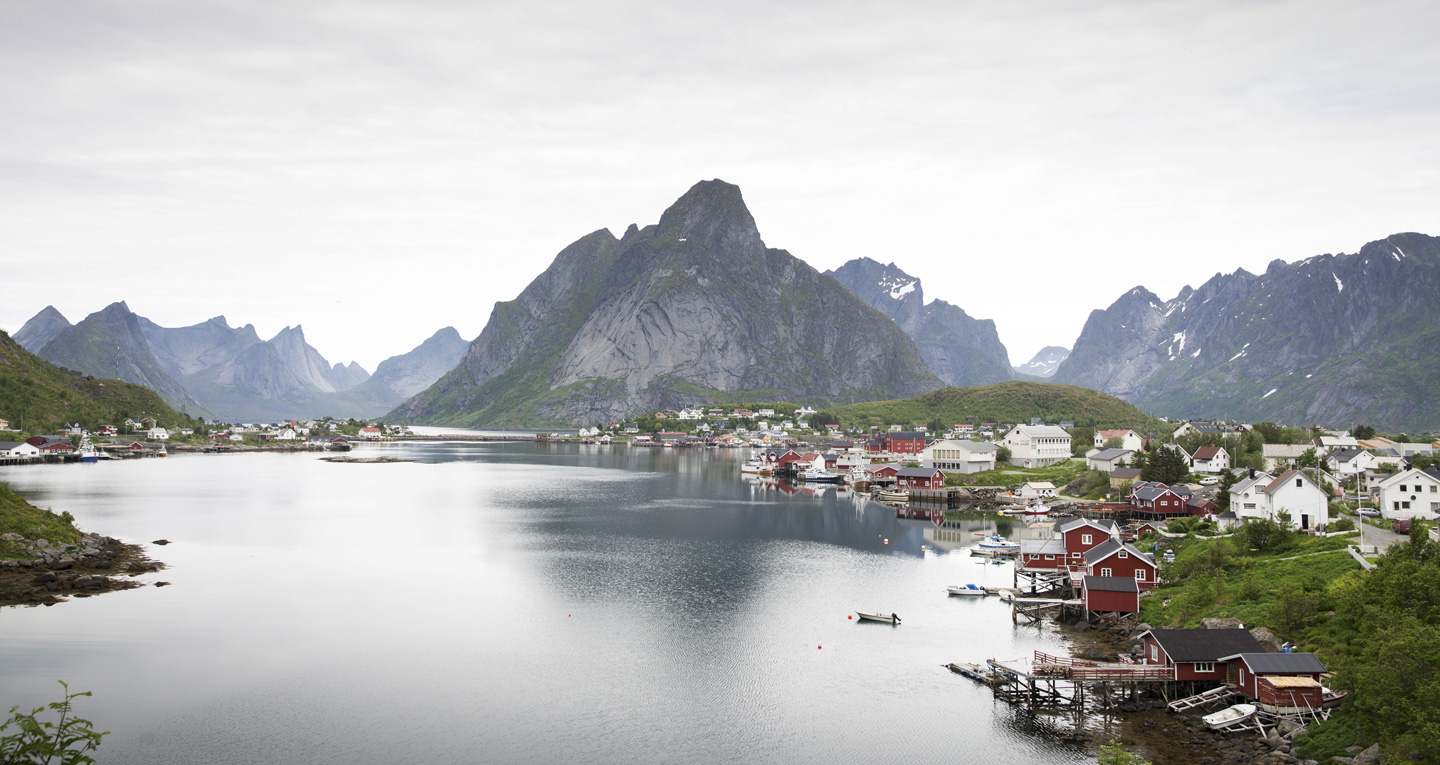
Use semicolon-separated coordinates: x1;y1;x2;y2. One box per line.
1375;469;1440;519
1262;444;1311;472
1086;448;1134;473
1093;429;1143;452
358;427;383;439
1017;481;1057;498
1001;425;1071;468
1326;448;1379;476
0;441;41;458
1229;469;1331;532
921;439;998;474
145;427;170;441
1190;446;1230;474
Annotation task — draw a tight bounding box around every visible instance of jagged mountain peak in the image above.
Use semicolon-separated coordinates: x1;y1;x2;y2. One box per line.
1013;346;1071;379
13;305;73;353
654;179;764;258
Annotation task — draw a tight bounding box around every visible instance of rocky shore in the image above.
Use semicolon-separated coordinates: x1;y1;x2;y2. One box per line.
1058;614;1329;765
0;532;166;607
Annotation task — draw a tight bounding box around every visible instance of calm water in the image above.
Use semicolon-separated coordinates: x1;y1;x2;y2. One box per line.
1;443;1095;764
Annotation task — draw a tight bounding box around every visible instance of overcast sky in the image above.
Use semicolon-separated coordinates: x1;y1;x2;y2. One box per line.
3;0;1438;371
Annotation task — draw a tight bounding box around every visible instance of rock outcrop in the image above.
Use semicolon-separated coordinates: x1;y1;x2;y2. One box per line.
389;180;945;427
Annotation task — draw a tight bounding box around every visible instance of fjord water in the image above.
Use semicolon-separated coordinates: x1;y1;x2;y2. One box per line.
1;443;1091;764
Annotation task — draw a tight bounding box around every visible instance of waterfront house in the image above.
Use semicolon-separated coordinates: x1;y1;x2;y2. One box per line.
25;436;75;454
1229;469;1330;531
1138;628;1265;683
1086;448;1134;473
0;441;41;459
358;427;383;439
1191;446;1230;474
882;431;927;455
623;423;639;434
146;427;169;441
1218;653;1327;710
920;439;998;474
1094;429;1143;452
1084;539;1157;588
1000;425;1071;468
1375;468;1440;519
1017;481;1057;498
894;467;945;490
865;464;900;481
1019;518;1119;571
1081;575;1140;615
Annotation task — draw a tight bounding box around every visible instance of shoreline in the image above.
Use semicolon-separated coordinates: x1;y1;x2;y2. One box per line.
0;533;166;608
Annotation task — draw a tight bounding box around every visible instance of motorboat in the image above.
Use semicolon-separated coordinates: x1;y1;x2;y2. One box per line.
1321;686;1348;709
156;445;168;458
947;584;988;597
1202;703;1257;730
873;489;909;503
740;458;772;475
1022;502;1050;516
976;535;1019;553
855;610;901;624
802;469;841;483
78;438;99;463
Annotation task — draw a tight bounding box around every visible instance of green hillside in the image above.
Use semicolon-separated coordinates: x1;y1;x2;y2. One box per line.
820;381;1170;433
0;330;201;436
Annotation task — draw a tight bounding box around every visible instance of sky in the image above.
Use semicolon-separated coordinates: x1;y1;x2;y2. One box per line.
3;0;1438;371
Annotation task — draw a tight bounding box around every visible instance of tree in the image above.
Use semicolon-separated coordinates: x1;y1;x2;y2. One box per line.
1351;424;1376;440
1217;469;1239;510
0;682;108;765
1297;447;1320;470
996;446;1012;465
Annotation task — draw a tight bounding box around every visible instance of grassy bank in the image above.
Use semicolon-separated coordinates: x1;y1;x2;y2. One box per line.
0;482;81;557
943;458;1088;489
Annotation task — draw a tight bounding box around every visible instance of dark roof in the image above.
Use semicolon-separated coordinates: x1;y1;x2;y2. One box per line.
1141;629;1265;662
0;441;27;450
888;431;924;440
1218;652;1327;674
1135;486;1178;501
1110;468;1142;480
1091;448;1132;461
1085;539;1155;566
1331;447;1366;463
1188;495;1214;508
1059;518;1117;534
1084;575;1140;593
1187;422;1222;434
1193;445;1223;460
895;467;942;478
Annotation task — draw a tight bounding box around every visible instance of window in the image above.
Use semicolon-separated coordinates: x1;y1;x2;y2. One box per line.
1119;551;1128;559
1150;644;1158;662
1101;567;1112;577
1400;485;1408;492
1081;534;1092;545
1044;554;1054;560
1296;478;1303;487
1194;662;1215;673
1239;668;1245;685
1136;569;1146;581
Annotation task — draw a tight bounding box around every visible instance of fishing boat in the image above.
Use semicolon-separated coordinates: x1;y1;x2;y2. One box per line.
78;438;99;463
739;458;772;475
156;445;168;458
976;535;1019;553
855;610;901;624
802;468;841;483
946;584;988;597
1202;703;1257;730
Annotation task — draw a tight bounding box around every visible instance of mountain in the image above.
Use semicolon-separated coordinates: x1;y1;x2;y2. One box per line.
13;306;71;353
35;302;204;413
1014;346;1070;378
357;327;468;400
0;329;201;435
820;381;1169;434
1052;232;1440;431
825;258;1012;386
389;180;945;427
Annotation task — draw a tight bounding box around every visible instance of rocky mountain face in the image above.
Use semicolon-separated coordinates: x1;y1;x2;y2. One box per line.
35;302;203;412
13;306;72;353
826;258;1012;386
18;303;463;421
1014;346;1070;378
389;180;945;427
1052;232;1440;431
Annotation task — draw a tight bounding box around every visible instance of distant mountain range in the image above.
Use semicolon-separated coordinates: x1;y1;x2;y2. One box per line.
825;258;1013;386
1014;346;1070;379
14;304;468;422
388;180;945;427
1053;232;1440;431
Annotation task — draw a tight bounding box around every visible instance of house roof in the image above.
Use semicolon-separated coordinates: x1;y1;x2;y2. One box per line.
1097;429;1135;439
1184;422;1222;434
896;467;942;478
888;431;924;439
0;441;29;450
1009;425;1071;439
1084;575;1140;593
1264;468;1306;494
1330;447;1367;463
1020;481;1056;490
1139;628;1265;662
1090;448;1132;461
1110;468;1143;480
1134;486;1178;502
1059;518;1118;534
1187;495;1214;508
1084;539;1155;566
1218;652;1328;674
1193;445;1223;460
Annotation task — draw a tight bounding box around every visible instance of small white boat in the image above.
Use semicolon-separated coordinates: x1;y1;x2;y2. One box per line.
976;535;1019;552
999;592;1015;603
947;584;988;597
1022;502;1050;516
802;469;841;483
855;610;901;624
873;489;909;503
1202;703;1257;730
740;458;772;475
156;445;168;458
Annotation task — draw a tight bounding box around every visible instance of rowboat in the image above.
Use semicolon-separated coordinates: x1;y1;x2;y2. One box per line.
1321;686;1348;709
1202;703;1257;730
855;610;901;624
947;584;988;597
873;489;909;503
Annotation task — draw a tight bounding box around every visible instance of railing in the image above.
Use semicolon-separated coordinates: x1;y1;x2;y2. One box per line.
1034;651;1097;667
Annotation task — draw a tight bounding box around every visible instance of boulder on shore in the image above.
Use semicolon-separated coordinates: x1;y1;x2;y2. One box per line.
1251;627;1284;652
1201;617;1243;630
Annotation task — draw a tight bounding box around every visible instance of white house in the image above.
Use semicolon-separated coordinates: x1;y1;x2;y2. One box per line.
1262;444;1311;472
921;439;998;474
796;406;817;418
1094;429;1143;452
1001;425;1072;468
1375;469;1440;519
757;408;776;418
145;427;170;441
1086;448;1134;473
358;427;383;439
1326;448;1378;476
0;441;41;459
1017;481;1058;498
1190;446;1230;474
1229;469;1330;531
274;428;298;441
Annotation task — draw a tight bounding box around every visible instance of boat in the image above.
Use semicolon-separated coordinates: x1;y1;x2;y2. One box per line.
855;610;901;624
947;584;988;597
999;591;1014;602
802;469;841;483
1321;686;1348;709
739;458;772;476
1202;703;1257;730
78;438;99;463
976;535;1019;553
873;489;909;503
1022;502;1050;516
157;445;168;458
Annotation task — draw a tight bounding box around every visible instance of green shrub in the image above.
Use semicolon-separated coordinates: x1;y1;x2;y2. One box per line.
0;682;108;764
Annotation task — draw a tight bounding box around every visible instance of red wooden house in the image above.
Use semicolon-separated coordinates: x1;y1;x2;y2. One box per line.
1130;482;1189;516
1081;575;1140;615
1137;628;1265;683
1084;539;1159;588
894;467;944;489
882;431;927;455
1058;518;1119;569
1218;652;1328;712
865;464;900;480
